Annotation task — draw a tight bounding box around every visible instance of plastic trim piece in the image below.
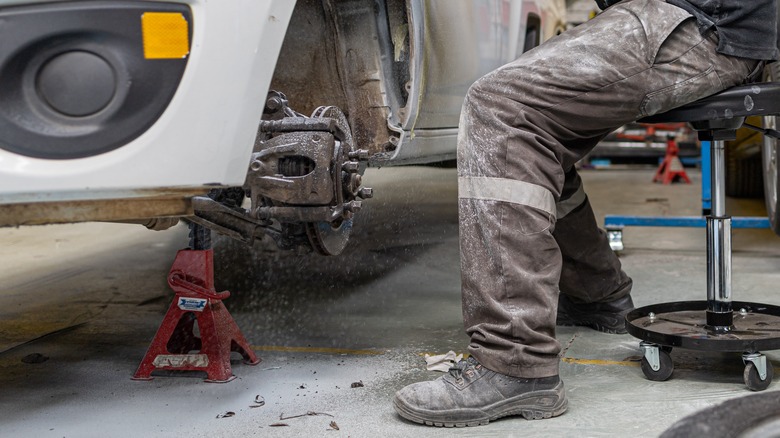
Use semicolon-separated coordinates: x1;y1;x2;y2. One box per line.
0;1;192;159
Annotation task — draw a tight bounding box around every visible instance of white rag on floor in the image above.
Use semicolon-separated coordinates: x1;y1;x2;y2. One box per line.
424;351;463;372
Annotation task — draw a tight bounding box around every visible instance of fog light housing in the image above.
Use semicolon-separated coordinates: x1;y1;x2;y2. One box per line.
37;50;117;117
0;1;192;159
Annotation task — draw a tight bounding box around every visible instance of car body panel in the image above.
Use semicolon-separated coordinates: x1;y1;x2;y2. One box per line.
0;0;567;231
387;0;566;164
0;0;295;205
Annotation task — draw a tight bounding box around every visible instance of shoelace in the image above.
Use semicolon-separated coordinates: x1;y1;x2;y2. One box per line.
448;356;479;379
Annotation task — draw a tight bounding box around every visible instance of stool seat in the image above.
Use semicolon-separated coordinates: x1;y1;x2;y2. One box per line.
641;82;780;124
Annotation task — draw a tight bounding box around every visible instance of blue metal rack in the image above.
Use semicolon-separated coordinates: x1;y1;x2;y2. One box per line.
604;140;769;250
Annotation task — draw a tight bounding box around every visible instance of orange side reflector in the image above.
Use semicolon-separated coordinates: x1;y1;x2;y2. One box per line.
141;12;190;59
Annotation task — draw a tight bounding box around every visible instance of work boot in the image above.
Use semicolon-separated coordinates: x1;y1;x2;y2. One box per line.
393;357;567;427
556;294;634;334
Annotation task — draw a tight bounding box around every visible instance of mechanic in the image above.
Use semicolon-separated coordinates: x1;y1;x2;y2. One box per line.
394;0;778;427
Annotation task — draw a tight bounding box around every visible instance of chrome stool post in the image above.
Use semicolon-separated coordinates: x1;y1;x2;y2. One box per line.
706;138;733;329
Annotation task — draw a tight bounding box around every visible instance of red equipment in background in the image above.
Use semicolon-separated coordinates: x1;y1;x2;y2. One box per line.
133;248;260;382
615;123;691;184
653;134;692;184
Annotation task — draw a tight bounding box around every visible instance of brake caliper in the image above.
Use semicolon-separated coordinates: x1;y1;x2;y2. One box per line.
244;91;372;255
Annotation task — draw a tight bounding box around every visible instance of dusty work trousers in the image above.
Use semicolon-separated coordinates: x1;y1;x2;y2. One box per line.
458;0;759;378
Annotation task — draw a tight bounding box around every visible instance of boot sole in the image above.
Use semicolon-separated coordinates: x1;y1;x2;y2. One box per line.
393;382;568;427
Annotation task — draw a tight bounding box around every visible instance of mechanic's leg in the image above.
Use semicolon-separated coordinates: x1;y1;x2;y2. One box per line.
554;167;634;333
458;0;754;379
395;0;756;427
555;168;631;304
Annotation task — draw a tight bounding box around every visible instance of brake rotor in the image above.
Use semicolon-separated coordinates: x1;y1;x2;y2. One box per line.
306;218;353;255
305;106;357;256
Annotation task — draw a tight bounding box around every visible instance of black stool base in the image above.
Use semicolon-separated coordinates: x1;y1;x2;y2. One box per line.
627;300;780;352
628;301;780;390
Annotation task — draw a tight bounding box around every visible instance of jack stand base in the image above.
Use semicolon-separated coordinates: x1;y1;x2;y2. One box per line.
653;137;691;184
133;249;260;383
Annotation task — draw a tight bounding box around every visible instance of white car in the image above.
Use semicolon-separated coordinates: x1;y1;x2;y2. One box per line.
0;0;568;254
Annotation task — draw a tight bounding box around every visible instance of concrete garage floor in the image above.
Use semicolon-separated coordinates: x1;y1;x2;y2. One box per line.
1;166;779;437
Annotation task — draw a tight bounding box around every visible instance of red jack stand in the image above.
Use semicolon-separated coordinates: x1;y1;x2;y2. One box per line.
653;135;691;184
133;249;260;382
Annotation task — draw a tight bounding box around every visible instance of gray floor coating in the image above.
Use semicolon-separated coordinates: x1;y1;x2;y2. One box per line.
1;166;779;437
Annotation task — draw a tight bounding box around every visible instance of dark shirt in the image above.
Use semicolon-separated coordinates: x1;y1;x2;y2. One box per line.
597;0;779;61
666;0;779;60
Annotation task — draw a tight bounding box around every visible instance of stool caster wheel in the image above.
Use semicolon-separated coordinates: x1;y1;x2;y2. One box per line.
640;342;673;381
743;353;774;391
606;228;624;252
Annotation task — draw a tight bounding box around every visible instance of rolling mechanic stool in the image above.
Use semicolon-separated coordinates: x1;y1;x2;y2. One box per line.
627;82;780;391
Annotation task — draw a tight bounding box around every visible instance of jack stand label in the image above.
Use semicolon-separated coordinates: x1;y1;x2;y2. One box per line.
152;354;209;368
178;297;207;312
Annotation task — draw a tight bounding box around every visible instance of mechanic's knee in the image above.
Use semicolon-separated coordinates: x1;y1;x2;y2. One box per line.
463;78;488;114
464;70;505;108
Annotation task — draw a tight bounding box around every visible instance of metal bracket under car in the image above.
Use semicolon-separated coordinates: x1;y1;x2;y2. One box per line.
190;92;372;256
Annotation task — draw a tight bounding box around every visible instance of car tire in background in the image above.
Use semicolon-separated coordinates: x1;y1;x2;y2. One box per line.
762;62;780;235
